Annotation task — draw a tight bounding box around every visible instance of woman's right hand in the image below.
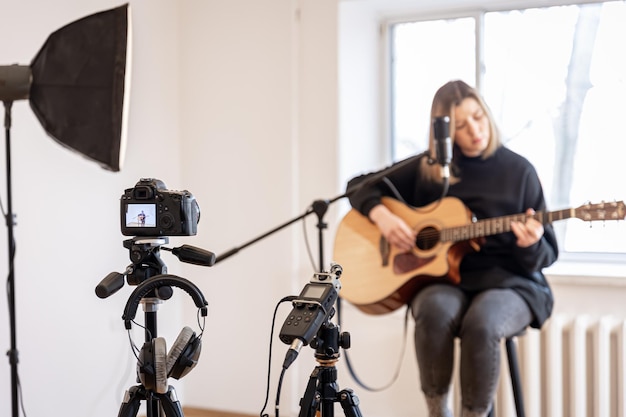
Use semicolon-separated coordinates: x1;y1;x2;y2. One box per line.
368;204;416;252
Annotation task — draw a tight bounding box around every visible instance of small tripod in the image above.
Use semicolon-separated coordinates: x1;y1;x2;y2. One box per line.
298;320;363;417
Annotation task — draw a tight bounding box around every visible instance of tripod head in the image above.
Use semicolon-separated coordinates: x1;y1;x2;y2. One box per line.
311;321;351;365
95;236;216;300
124;237;169;285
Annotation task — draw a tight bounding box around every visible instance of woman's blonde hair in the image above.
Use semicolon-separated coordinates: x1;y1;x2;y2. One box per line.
420;80;501;183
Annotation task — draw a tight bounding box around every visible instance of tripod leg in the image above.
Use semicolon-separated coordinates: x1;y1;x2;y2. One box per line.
159;386;184;417
118;386;145;417
299;367;322;417
338;389;363;417
317;366;343;417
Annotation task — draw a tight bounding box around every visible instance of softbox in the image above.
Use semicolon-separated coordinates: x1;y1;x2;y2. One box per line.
1;3;132;171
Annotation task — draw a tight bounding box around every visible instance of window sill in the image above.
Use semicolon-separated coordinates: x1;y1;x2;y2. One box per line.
545;257;626;285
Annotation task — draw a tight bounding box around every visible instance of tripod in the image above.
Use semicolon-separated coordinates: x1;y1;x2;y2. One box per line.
298;320;363;417
119;237;183;417
97;237;196;417
117;295;187;417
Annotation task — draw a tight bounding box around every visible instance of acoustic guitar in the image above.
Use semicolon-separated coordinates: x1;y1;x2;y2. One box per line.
333;196;625;315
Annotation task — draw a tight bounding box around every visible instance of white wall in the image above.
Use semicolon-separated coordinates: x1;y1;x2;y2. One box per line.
0;1;185;416
0;0;341;416
176;0;339;414
0;1;624;417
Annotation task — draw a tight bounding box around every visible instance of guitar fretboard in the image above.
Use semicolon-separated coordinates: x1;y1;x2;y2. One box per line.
441;208;574;242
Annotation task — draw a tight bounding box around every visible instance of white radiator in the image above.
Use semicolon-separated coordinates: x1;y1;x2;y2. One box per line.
490;314;626;417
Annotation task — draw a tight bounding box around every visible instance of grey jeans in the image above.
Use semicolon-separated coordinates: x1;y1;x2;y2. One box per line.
410;284;532;413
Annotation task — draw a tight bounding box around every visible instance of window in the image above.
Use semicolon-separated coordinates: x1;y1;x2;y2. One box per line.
391;17;476;159
390;1;626;257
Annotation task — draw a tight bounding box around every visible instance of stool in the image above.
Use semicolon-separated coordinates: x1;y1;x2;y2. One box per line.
488;334;526;417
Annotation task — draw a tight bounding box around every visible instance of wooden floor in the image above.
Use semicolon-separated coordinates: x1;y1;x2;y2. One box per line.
137;406;254;417
182;407;255;417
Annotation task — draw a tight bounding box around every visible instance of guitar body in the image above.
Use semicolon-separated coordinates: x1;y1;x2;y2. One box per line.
334;196;625;315
333;196;477;315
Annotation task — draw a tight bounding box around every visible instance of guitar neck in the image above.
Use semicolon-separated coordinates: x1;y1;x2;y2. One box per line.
441;208;573;242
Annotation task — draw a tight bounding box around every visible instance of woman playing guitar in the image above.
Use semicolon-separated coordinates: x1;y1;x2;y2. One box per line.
345;80;558;417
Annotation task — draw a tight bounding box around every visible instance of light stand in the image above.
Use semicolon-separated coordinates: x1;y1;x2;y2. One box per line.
3;101;18;417
0;5;131;417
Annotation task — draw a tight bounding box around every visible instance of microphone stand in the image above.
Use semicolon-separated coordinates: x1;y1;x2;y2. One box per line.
215;199;331;272
214;151;435;416
214;151;431;270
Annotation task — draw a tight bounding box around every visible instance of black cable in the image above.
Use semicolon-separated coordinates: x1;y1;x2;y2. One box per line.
259;296;296;417
301;212;317;272
16;373;27;417
337;298;410;392
274;367;287;417
127;319;152;362
378;154;450;215
382;176;407;204
196;308;207;338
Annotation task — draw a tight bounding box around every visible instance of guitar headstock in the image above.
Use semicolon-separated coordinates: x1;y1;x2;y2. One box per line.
575;200;626;222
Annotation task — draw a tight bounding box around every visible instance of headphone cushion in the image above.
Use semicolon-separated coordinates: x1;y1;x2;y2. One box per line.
153;337;168;394
138;337;168;394
166;326;201;379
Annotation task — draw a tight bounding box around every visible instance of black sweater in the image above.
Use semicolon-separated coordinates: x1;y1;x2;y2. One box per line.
347;146;559;328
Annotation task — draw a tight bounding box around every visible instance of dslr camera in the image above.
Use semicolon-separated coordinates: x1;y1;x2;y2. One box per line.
120;178;200;237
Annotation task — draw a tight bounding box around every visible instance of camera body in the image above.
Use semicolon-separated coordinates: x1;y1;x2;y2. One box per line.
121;178;200;237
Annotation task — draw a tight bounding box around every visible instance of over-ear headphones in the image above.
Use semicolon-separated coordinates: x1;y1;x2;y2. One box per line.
122;274;208;394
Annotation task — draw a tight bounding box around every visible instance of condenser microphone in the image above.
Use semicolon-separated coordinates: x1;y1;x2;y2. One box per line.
433;116;452;179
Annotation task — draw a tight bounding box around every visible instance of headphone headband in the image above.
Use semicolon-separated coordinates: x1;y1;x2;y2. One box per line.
122;274;208;329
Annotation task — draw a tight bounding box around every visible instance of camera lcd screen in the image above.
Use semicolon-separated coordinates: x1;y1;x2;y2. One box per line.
125;203;157;228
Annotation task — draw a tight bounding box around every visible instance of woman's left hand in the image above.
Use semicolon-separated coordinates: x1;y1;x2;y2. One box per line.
510;208;544;248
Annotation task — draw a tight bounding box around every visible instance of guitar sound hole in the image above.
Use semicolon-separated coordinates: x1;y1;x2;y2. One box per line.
416;226;439;250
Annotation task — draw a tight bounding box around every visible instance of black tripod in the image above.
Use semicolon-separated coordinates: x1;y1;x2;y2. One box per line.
117;296;185;417
118;384;183;417
98;237;185;417
216;199;368;416
122;237;185;417
298;319;362;417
